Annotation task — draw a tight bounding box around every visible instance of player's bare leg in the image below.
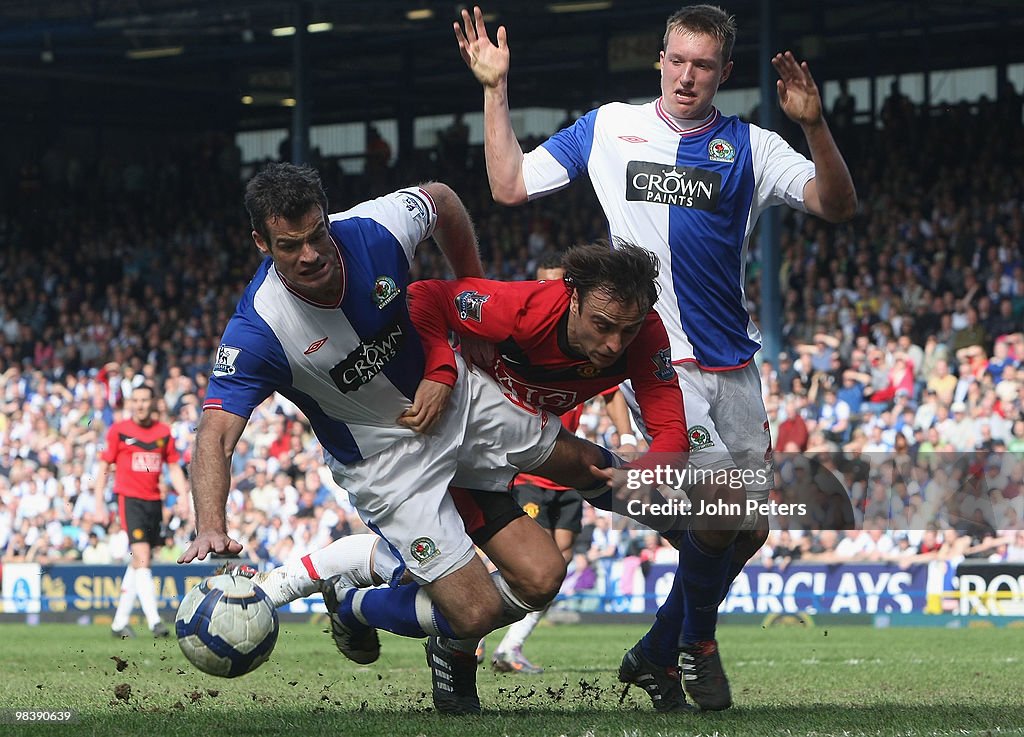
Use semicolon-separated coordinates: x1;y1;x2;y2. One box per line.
483;515;566;674
492;521;574;674
113;540;169;638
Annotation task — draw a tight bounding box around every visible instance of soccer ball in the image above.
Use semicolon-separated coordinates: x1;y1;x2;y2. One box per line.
175;574;279;678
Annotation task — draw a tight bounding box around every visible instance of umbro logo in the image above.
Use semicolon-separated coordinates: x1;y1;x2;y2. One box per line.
619;135;648;143
304;337;328;354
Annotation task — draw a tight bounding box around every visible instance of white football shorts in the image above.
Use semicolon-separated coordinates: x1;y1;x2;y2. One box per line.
673;361;774;494
326;358;560;584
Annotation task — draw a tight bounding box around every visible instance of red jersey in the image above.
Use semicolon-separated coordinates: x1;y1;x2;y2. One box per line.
100;419;180;501
408;277;688;456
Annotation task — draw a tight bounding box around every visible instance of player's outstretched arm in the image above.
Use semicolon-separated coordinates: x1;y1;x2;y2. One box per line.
178;409;247;563
421;182;485;278
603;390;635;446
92;460;111;525
167;462;190;509
454;6;528;205
772;51;857;223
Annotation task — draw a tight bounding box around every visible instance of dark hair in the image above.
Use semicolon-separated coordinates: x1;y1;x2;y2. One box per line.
131;383;156;399
664;4;736;63
244;163;329;247
536;249;564;272
562;240;660;315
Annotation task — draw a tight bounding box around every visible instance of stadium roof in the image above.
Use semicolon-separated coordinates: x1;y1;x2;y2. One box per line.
4;0;1024;132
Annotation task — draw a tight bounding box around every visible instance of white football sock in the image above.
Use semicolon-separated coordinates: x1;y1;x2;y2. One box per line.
253;568;319;609
111;565;137;631
496;606;548;654
306;534;380;584
134;567;161;628
256;534;380;608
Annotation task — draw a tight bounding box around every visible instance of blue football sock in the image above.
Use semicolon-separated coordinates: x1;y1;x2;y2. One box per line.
584;488;616;512
640;567;686;667
337;584;458;639
661;528;684;547
718;551;749;604
676;528;734;645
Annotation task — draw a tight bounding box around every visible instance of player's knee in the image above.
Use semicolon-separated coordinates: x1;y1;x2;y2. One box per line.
130;545;152;567
750;520;771;548
445;592;504;639
519;557;567;607
498;556;566;608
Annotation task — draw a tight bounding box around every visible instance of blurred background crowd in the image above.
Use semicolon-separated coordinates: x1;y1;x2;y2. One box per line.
1;88;1023;604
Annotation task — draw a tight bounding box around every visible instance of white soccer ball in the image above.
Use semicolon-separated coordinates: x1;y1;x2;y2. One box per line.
175;574;279;678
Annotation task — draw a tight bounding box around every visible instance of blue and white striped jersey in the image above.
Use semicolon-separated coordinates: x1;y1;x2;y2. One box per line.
522;99;815;369
204;187;439;465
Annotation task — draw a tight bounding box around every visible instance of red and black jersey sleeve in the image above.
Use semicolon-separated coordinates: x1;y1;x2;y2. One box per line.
407;280;459;387
626;311;689;455
408;278;540;339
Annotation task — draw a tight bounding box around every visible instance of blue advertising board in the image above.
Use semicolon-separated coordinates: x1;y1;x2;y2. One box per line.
38;563;221;612
644;563;930;615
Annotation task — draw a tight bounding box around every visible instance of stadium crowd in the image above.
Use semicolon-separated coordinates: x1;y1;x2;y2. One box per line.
1;93;1023;603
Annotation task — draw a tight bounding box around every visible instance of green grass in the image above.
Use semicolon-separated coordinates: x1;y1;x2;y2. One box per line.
2;621;1023;737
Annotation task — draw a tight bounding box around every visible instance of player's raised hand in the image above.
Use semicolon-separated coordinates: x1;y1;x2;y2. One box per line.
178;530;242;564
454;6;509;88
398;379;452;434
772;51;823;127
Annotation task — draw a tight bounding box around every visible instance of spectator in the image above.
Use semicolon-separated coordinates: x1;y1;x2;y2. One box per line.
560;552;598;599
81;531;113;564
926;359;958;404
815;387;852;443
831;79;856;132
953;307;989;354
588;514;621;561
775;396;809;451
765;530;803;570
944;402;978;451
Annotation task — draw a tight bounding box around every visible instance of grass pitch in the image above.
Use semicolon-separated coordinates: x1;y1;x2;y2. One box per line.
2;621;1022;737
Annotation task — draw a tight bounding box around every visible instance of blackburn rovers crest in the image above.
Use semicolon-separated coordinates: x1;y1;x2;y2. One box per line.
410;537;440;563
708;138;736;162
373;276;400;309
688;425;714;451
